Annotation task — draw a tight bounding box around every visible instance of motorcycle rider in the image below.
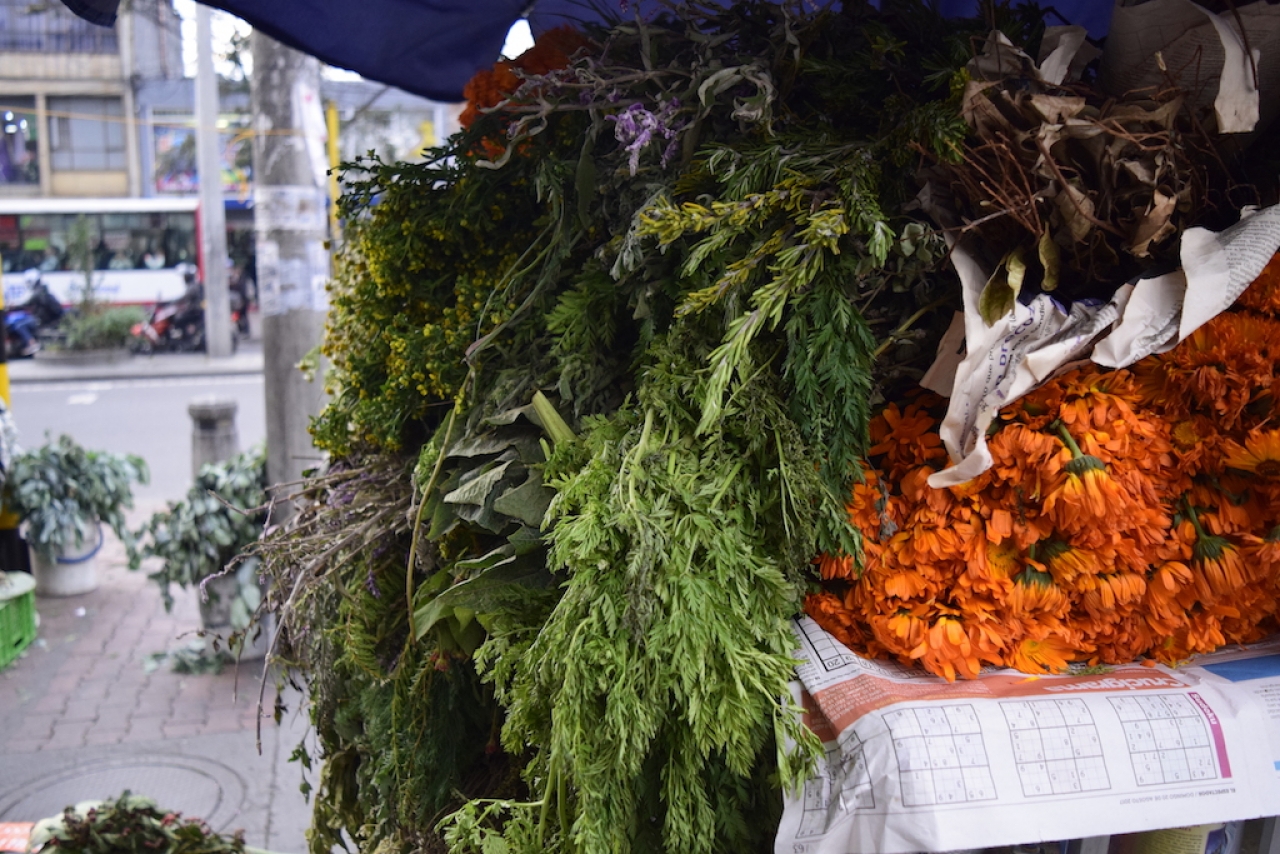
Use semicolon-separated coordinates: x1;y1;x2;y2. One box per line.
170;264;205;344
7;269;63;356
22;269;64;328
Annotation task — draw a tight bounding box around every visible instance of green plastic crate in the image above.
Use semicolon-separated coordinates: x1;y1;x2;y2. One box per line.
0;572;36;670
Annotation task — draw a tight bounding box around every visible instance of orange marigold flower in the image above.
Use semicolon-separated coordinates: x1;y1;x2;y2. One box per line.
1080;572;1147;613
848;467;897;540
1007;565;1071;620
1007;634;1074;675
459;63;521;127
910;615;982;682
1190;526;1249;601
1144;560;1193;636
805;591;867;648
1040;539;1103;586
1234;252;1280;315
459;27;591;134
869;400;945;478
1167;415;1227;480
815;552;856;580
1056;367;1142;433
867;608;929;657
1044;456;1124;527
1245;527;1280;577
1136;313;1280;428
984;539;1020;576
1223;428;1280;478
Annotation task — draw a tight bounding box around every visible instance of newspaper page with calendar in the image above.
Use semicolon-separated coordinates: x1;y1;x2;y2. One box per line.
776;619;1280;854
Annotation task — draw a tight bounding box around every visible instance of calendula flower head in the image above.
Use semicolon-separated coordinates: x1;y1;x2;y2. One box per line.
1224;428;1280;478
1007;562;1071;623
1008;634;1074;675
1055;367;1142;435
868;607;928;657
1182;499;1251;602
909;613;982;682
460;26;593;153
1144;560;1193;636
868;398;946;481
1043;422;1128;529
1234;252;1280;315
805;591;865;643
1137;313;1280;429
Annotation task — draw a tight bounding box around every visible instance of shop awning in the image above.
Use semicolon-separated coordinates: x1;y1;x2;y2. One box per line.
55;0;1116;103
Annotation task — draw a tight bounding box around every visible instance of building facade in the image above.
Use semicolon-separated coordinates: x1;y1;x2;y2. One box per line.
0;0;183;199
0;0;460;290
0;0;459;203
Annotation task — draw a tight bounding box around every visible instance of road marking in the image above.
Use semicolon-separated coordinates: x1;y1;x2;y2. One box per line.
15;375;263;394
67;393;98;405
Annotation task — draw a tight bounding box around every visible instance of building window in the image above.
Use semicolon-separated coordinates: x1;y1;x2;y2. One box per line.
48;96;126;172
0;1;118;53
0;96;38;185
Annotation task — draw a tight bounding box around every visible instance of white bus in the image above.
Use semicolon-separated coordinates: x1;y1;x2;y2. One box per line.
0;197;201;309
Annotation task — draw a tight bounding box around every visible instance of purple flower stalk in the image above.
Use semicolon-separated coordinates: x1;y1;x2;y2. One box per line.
607;98;685;176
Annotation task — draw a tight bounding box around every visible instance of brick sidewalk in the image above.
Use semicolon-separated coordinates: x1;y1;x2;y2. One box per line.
0;506;310;851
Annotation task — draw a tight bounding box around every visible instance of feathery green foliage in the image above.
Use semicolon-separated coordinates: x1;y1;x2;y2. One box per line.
262;2;1012;851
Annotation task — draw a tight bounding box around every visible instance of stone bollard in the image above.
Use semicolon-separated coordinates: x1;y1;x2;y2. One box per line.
188;396;240;478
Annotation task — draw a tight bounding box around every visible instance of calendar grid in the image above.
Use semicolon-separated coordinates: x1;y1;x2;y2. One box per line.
798;620;862;671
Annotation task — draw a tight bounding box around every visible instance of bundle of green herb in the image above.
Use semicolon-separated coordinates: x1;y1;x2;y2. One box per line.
254;3;1105;853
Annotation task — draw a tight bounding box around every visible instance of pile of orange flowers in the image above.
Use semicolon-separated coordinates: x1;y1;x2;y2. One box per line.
459;26;593;157
807;253;1280;680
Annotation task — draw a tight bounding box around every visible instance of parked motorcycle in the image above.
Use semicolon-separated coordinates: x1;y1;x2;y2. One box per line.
129;298;242;354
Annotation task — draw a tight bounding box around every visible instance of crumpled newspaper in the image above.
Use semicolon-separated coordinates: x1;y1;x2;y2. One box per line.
925;203;1280;488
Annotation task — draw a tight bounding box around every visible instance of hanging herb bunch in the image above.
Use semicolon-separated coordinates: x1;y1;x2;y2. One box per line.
253;2;1179;853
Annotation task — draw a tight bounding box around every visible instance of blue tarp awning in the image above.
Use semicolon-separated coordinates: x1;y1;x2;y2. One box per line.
56;0;1116;103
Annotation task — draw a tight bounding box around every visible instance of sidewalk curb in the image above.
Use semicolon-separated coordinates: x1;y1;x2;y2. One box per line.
6;352;264;386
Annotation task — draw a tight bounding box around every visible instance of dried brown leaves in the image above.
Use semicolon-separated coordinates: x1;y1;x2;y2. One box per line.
937;32;1226;321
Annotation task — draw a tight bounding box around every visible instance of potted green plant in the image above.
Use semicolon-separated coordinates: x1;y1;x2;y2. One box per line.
130;445;268;657
5;434;148;596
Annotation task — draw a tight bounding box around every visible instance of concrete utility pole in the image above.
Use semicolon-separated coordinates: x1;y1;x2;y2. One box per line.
250;31;328;491
195;3;233;358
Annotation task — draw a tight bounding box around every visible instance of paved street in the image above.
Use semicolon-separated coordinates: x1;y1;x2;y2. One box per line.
0;340;315;853
10;374;266;504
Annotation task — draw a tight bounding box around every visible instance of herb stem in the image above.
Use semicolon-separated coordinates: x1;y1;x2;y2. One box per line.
1052;420;1085;458
403;391;464;665
1182;497;1209;540
872;296;951;359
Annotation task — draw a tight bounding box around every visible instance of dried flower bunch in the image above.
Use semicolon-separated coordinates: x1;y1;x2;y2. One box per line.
932;32;1256;322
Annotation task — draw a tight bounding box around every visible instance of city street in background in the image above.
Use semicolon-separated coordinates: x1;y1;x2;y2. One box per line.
11;371;266;508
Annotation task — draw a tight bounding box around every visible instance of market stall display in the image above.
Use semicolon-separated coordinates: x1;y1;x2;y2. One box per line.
253;2;1280;852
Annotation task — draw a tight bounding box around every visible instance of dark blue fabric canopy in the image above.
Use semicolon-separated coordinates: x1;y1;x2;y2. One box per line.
57;0;1115;103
